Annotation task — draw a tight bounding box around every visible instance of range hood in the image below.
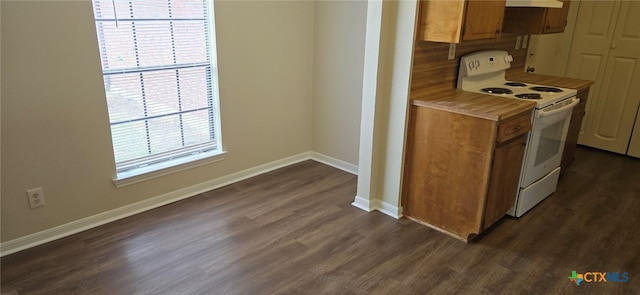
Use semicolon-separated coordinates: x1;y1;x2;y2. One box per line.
505;0;564;8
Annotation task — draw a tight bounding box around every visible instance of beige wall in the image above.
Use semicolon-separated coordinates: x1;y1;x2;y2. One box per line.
312;0;366;166
524;0;580;76
1;0;314;242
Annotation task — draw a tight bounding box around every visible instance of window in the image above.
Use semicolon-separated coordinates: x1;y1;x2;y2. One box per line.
92;0;223;183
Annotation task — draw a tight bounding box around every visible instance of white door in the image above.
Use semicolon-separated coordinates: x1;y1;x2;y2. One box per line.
565;0;619;142
566;0;640;154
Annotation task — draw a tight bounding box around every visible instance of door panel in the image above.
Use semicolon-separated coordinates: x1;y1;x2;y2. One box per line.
565;0;620;146
574;55;604;81
620;1;640;38
594;58;637;143
586;4;616;37
567;0;640;154
581;1;640;153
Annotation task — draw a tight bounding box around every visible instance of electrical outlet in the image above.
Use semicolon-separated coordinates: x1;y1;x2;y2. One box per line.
522;35;529;49
448;43;456;60
515;36;522;50
27;188;46;209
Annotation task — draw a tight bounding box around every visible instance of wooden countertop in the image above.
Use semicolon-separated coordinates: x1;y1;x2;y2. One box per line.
411;90;536;121
507;72;594;90
410;73;591;121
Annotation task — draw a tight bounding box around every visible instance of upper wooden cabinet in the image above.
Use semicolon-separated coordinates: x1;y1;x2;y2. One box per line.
543;0;571;33
416;0;506;43
502;0;571;34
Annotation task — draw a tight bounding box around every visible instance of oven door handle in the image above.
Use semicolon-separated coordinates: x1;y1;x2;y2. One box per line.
536;97;580;118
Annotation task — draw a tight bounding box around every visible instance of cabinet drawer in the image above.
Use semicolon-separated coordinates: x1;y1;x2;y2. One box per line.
497;112;532;143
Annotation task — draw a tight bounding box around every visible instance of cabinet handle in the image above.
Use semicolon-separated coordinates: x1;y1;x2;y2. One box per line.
514;126;522;131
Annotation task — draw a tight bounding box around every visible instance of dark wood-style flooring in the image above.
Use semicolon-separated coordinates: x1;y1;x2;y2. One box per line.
2;146;639;294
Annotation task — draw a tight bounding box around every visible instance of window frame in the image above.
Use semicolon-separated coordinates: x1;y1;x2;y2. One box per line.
91;0;224;187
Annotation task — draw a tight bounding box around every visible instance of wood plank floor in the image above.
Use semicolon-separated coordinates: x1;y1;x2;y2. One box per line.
2;146;639;294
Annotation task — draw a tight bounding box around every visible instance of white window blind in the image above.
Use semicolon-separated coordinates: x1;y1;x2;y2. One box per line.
92;0;221;177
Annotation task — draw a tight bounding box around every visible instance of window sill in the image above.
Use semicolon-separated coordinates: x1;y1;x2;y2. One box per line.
113;150;227;188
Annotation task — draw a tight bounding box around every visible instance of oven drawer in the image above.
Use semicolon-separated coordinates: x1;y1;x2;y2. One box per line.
497;111;532;143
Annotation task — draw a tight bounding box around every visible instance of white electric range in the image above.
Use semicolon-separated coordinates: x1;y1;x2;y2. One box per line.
457;50;580;217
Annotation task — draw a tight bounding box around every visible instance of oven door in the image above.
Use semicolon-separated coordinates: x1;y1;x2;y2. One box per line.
520;97;580;187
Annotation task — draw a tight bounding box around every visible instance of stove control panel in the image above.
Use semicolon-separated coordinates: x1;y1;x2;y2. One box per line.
459;50;513;77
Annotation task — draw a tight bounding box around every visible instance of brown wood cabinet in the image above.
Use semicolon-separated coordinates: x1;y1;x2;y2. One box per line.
483;135;528;229
416;0;505;43
503;0;571;35
402;105;532;241
561;87;590;170
543;0;571;33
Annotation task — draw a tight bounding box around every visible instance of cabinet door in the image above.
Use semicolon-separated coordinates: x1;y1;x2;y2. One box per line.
542;0;571;34
417;0;505;43
483;135;527;229
416;0;466;43
462;0;505;40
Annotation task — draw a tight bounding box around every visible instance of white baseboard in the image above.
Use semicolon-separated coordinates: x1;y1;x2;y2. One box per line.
351;196;402;219
0;151;362;257
309;152;358;175
375;200;403;219
1;151;362;257
0;152;313;257
351;195;374;212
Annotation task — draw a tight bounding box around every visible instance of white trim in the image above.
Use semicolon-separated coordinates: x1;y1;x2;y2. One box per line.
0;152;311;257
351;195;374;212
355;0;417;221
351;196;402;219
559;0;581;77
309;152;358;175
355;0;384;210
114;150;227;188
374;200;403;219
1;151;365;257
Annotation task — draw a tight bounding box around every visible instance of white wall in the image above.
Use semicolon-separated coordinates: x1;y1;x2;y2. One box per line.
1;0;313;243
525;0;581;75
312;0;367;167
353;0;417;217
526;34;569;75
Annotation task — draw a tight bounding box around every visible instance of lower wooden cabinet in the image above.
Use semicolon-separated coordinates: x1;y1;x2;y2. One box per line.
402;106;531;241
483;135;527;229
